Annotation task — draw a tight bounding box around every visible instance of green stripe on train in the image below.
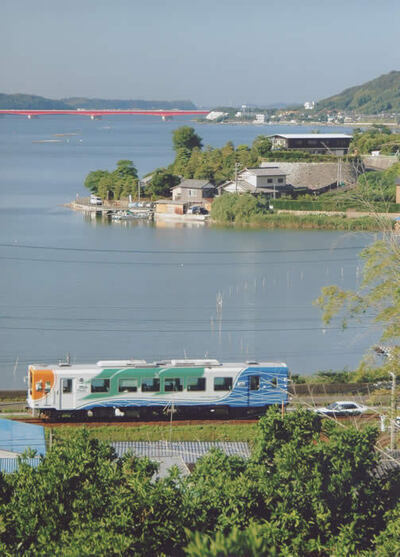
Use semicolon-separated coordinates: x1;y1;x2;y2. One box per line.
83;367;205;400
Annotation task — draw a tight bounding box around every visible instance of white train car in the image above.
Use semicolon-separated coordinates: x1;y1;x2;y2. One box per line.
28;358;289;418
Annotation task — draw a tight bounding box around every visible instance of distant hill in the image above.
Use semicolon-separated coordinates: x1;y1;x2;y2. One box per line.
0;93;69;110
62;98;197;110
316;70;400;113
0;93;197;110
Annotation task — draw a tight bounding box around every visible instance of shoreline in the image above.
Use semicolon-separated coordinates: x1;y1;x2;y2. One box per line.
66;198;393;232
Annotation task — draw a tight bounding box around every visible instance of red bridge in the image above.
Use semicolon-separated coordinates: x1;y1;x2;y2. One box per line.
0;109;209;120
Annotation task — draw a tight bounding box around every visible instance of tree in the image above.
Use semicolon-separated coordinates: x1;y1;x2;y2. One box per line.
146;168;180;197
172;126;202;152
252;135;272;157
113;159;138;180
84;170;110;194
315;235;400;378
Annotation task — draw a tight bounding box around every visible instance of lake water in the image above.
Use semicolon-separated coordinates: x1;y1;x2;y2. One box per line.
0;115;375;388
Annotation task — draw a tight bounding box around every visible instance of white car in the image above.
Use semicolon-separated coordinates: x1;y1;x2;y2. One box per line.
313;401;368;417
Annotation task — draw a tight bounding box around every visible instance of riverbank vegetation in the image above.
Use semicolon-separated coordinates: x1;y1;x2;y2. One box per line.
210;194;388;230
1;410;399;555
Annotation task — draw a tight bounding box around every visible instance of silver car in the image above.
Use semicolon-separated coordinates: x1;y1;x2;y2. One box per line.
313;401;368;417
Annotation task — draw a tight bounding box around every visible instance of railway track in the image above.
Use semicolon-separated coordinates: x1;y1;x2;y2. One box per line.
13;414;380;428
13;417;260;428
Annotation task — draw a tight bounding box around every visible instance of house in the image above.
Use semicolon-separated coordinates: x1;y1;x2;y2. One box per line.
220;167;291;197
171;179;216;204
269;133;353;155
260;161;358;195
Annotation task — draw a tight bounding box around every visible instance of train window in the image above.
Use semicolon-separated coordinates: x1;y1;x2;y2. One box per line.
187;377;206;391
91;379;110;393
214;377;233;391
62;379;73;393
271;377;277;388
141;378;160;392
164;378;183;392
118;379;138;393
250;376;260;391
35;380;43;392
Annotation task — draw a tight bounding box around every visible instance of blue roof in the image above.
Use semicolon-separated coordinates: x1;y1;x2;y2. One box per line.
0;419;46;456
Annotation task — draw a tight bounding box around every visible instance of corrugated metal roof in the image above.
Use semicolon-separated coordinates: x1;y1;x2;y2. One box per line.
0;419;46;455
111;441;250;464
0;457;41;474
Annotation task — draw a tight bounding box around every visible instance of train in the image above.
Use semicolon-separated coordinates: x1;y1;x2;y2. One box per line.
27;358;289;419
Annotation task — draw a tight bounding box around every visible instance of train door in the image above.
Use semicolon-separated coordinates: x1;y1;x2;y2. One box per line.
247;374;261;406
59;377;75;410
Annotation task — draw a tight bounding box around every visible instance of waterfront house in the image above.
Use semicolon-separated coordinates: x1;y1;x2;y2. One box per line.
259;161;358;195
269;133;352;155
171;179;216;204
220;167;291;198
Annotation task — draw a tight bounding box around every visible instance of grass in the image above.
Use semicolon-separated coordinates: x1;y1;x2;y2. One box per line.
48;423;259;444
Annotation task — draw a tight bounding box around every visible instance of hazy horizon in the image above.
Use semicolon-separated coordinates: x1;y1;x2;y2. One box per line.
1;0;399;107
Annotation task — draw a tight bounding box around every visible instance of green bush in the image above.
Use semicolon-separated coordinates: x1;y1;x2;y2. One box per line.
0;411;399;555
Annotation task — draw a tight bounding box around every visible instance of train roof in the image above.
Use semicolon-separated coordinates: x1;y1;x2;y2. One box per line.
30;359;288;372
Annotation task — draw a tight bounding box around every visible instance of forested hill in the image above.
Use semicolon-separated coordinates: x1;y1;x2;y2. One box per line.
316;70;400;113
0;93;69;109
62;98;197;110
0;93;197;110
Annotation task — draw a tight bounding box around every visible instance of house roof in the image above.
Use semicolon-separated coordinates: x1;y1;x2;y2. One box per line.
270;133;353;140
172;179;213;190
240;167;287;177
111;441;250;464
260;161;358;191
222;180;291;194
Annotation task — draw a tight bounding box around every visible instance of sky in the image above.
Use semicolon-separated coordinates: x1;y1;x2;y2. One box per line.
1;0;399;107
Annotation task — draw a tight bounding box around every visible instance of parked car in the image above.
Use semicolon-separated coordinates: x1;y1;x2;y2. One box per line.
89;195;103;206
313;401;368;417
188;206;208;215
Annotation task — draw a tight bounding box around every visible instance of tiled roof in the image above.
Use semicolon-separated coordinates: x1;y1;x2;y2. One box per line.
241;167;287;177
260;161;358;190
173;179;213;190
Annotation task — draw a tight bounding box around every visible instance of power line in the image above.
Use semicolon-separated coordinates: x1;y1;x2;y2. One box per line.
0;242;367;255
0;325;367;334
0;255;360;266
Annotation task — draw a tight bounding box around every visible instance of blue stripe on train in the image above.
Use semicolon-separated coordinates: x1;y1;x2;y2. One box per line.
76;367;288;410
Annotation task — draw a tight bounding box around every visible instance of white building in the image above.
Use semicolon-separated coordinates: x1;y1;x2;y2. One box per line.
220;167;290;197
253;114;266;124
206;111;228;121
304;101;315;110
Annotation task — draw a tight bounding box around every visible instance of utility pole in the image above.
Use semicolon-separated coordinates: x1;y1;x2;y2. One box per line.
234;162;240;193
389;372;397;451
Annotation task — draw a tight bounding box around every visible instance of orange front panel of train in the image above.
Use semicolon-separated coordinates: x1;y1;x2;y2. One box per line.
30;368;55;400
